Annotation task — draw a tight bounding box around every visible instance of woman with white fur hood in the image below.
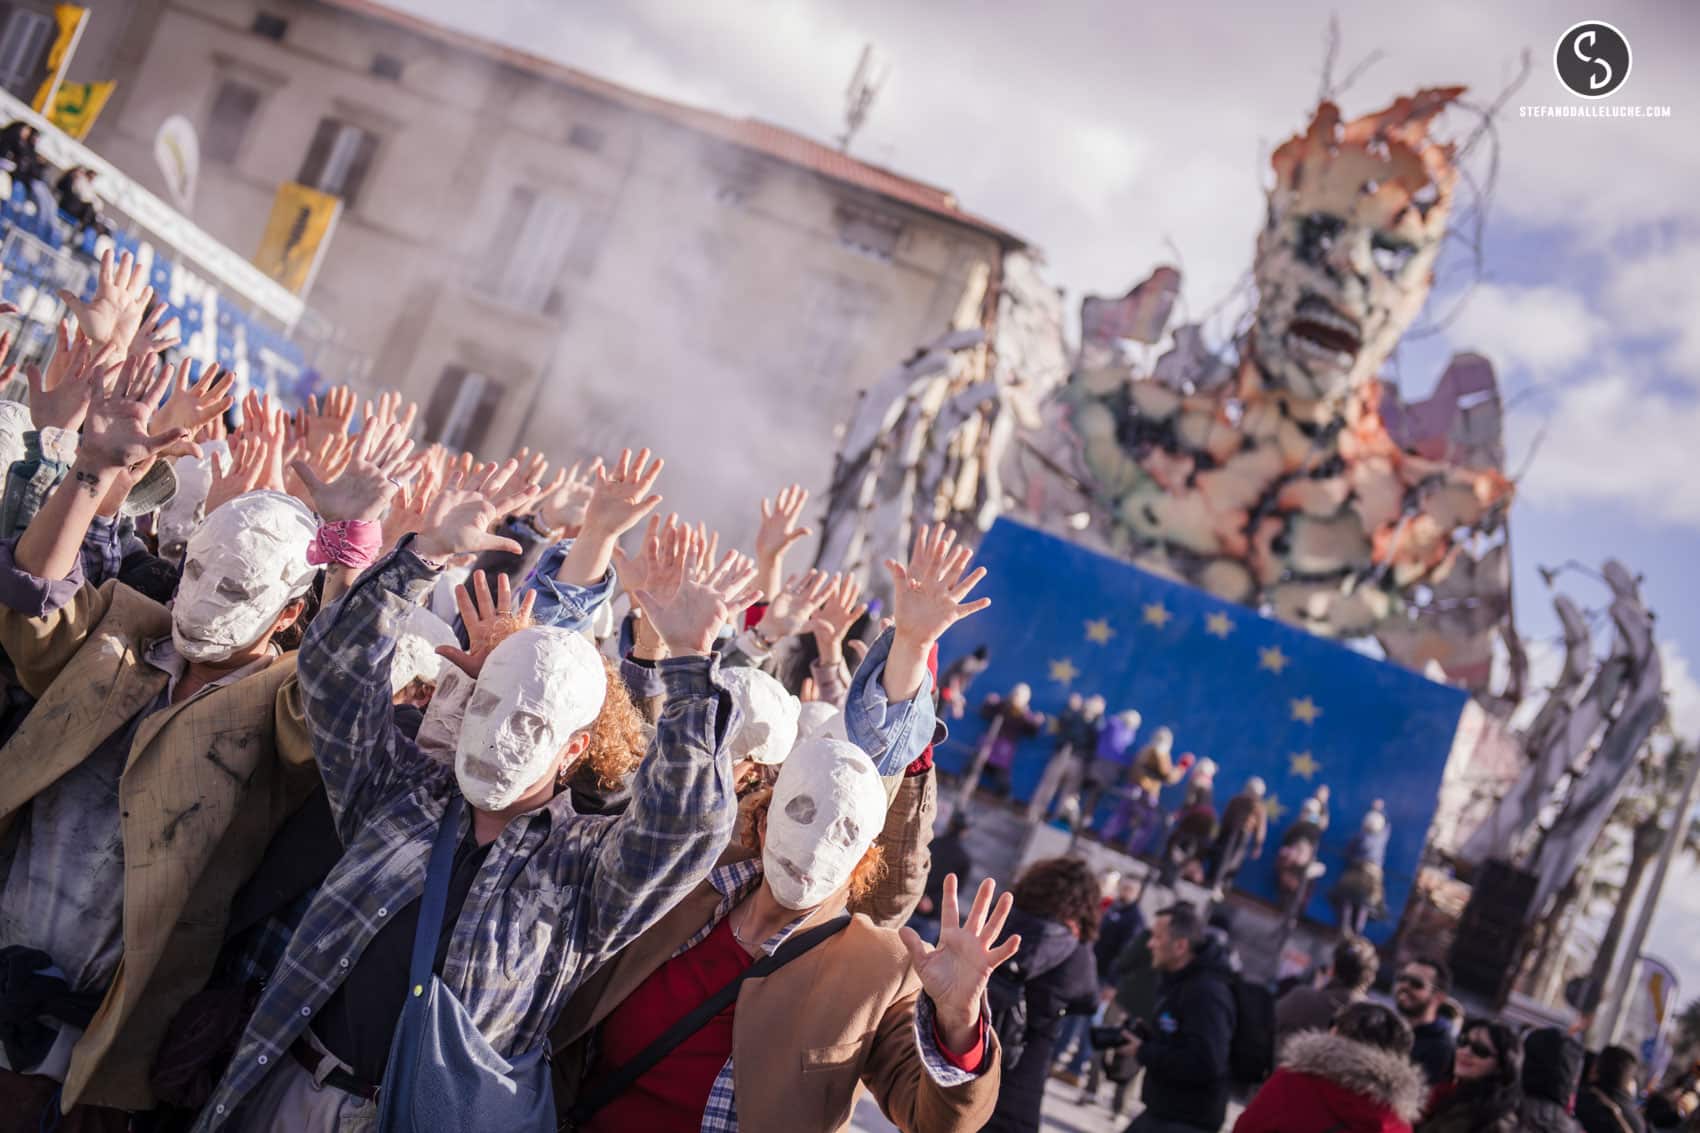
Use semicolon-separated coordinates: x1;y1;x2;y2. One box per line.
1234;1001;1428;1133
550;526;1007;1133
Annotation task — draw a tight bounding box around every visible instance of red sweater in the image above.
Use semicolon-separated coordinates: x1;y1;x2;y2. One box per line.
584;917;751;1132
585;914;986;1131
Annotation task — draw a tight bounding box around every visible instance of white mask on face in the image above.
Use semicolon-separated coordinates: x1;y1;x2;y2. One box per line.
795;701;846;743
722;668;800;767
391;604;456;695
171;491;317;663
762;737;887;910
157;446;225;560
0;402;31;475
417;664;472;762
453;626;606;811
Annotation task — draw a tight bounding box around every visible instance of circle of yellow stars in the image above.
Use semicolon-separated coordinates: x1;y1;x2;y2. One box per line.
1049;596;1326;811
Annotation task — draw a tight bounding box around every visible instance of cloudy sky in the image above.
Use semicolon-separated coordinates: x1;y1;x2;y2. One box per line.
393;0;1700;999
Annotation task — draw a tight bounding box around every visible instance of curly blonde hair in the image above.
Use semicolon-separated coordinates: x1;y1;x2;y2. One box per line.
568;655;647;791
739;786;887;903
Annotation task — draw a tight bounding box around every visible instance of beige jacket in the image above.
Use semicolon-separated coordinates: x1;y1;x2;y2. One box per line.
0;581;315;1110
549;844;1000;1133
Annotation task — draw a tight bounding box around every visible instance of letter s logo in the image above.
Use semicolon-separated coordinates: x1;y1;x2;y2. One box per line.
1555;22;1631;100
1572;29;1613;92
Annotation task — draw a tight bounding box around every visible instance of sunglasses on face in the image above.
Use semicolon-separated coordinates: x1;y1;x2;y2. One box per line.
1463;1039;1497;1060
1396;974;1431;990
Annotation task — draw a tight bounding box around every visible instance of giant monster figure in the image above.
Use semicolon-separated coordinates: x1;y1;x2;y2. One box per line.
1059;88;1513;686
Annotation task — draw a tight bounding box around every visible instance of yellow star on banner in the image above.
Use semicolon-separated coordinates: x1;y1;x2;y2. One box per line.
1259;645;1290;674
1142;602;1172;629
1288;751;1321;780
1290;697;1322;725
1205;612;1233;638
1084;618;1115;644
1263;795;1288;823
1048;658;1080;685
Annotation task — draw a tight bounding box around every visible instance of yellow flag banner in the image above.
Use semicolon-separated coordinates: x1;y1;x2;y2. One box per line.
30;5;89;114
254;182;342;297
47;80;114;140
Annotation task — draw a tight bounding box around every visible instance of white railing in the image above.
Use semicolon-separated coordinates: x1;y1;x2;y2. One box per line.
0;86;304;328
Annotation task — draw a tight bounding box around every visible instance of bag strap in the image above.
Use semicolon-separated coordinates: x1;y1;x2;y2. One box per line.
567;913;851;1126
406;795;467;995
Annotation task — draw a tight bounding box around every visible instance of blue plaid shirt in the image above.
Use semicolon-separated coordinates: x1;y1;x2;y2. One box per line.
191;540;738;1131
679;861;988;1133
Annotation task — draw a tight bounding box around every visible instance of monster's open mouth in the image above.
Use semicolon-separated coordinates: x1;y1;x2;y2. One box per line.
1285;297;1362;366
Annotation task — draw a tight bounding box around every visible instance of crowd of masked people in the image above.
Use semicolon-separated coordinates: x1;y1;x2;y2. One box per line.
0;250;1059;1132
1012;884;1692;1133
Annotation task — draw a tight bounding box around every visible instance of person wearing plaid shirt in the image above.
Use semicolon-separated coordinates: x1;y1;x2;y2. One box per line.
193;445;762;1131
549;524;1009;1133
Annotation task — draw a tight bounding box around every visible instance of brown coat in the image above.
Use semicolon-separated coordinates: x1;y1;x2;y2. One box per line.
550;846;1000;1133
0;581;315;1110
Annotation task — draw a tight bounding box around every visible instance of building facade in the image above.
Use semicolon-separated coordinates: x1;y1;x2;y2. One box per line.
76;0;1021;541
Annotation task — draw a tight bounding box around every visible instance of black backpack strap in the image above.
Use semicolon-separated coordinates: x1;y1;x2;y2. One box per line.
566;914;851;1126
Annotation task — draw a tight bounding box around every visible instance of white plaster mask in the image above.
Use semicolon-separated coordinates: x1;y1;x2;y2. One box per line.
172;491;317;663
454;626;607;811
762;736;887;910
390;604;457;695
722;667;800;767
157;445;225;559
417;663;472;763
0;401;30;475
795;700;847;743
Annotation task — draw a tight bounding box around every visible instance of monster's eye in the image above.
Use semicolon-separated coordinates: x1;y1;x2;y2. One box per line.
1297;212;1345;263
1371;234;1417;276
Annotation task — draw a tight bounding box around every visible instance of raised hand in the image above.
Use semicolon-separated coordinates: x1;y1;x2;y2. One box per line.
381;454;440;548
755;483;811;597
240;391;292;495
886;524;992;648
583;447;664;541
633;523;762;657
754;569;837;641
206;435;267;514
304;385;357;455
899;875;1020;1053
59;248;153;353
411;459;547;562
74;354;194;476
810;572;868;665
436;570;537;678
538;458;600;535
152;359;234;442
26;322;119;430
128;301;181;358
289;415;416;523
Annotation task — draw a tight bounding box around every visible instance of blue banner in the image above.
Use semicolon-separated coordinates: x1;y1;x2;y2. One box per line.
937;519;1467;939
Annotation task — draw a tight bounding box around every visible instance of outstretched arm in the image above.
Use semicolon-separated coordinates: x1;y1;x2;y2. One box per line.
575;523;761;968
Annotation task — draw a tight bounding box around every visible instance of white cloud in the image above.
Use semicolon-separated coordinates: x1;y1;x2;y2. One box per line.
1662;642;1700;740
1604;232;1700;377
1507;373;1700;525
1447;283;1607;374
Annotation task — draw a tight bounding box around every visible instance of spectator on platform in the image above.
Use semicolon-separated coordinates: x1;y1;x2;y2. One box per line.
1577;1046;1646;1133
0;121;55;218
1208;777;1268;895
1394;957;1456;1089
1275;934;1379;1040
1235;1001;1424;1133
55;166;110;238
984;856;1101;1133
1520;1026;1584;1133
977;683;1045;798
1416;1018;1522;1133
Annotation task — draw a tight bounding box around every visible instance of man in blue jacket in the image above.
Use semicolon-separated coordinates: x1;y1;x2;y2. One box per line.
1123;903;1236;1133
